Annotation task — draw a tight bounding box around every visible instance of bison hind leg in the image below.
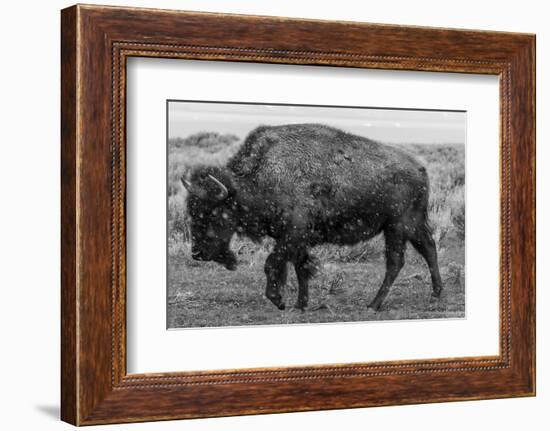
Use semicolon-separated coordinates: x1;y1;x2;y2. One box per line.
409;222;443;298
368;225;406;311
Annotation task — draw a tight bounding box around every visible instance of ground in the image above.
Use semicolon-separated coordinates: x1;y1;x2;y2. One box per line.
167;237;465;328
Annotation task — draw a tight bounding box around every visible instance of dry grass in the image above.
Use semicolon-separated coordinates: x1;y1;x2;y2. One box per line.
167;133;465;328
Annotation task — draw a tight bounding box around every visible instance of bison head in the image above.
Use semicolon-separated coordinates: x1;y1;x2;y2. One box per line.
181;168;238;271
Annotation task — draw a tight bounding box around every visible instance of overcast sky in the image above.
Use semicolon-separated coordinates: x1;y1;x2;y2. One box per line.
168;101;465;145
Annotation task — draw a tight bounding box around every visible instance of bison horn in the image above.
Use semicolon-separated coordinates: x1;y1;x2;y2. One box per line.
180;176;204;197
180;177;192;191
207;174;229;200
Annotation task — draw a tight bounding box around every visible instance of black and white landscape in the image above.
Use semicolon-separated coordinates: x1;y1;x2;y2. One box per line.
167;101;466;329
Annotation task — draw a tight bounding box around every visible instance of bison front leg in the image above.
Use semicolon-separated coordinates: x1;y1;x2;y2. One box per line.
368;225;406;311
264;245;288;310
292;249;317;311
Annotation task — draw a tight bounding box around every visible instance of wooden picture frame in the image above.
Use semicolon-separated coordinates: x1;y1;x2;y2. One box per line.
61;4;535;425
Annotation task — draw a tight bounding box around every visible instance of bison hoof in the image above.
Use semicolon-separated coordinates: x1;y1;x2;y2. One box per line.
367;301;382;311
267;295;285;310
431;287;443;298
429;293;443;304
294;301;308;311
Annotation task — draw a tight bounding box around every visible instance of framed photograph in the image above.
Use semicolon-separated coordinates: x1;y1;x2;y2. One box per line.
61;4;535;425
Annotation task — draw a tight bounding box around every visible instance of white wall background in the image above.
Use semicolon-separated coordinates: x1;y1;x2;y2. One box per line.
0;0;546;429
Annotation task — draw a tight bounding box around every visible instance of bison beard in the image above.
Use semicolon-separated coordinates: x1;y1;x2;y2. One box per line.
182;123;443;311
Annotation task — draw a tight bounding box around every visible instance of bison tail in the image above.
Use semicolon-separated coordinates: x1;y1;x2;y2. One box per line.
414;169;434;236
420;203;434;237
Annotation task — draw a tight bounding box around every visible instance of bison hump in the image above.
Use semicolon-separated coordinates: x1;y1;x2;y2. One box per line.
228;126;276;177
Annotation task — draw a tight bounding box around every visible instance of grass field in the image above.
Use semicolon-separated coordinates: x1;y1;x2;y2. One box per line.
167;132;465;328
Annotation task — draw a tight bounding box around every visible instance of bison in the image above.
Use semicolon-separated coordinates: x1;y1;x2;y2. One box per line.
181;123;443;311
